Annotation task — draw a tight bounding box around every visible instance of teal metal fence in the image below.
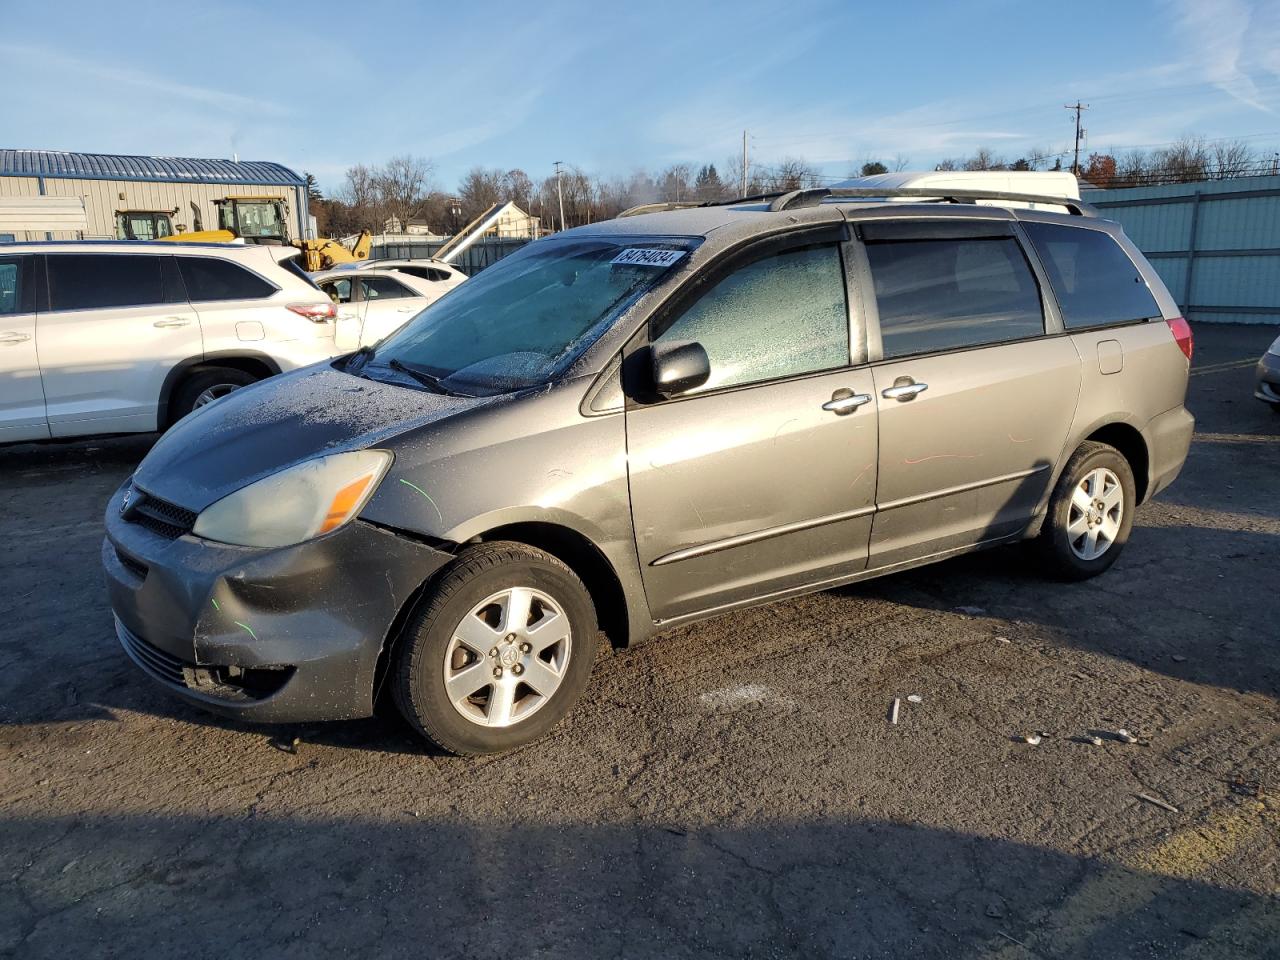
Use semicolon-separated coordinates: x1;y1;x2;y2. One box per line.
1082;175;1280;325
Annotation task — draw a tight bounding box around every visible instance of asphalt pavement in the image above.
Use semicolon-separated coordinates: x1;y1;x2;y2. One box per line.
1;323;1277;959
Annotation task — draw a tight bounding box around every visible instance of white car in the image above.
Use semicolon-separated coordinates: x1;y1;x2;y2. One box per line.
325;258;468;289
313;267;460;350
0;241;339;444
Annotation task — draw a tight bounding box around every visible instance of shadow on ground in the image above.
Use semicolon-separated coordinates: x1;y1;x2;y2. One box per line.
2;812;1276;959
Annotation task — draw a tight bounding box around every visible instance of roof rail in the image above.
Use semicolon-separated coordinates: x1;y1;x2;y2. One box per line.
617;201;700;218
767;187;1097;217
617;192;792;218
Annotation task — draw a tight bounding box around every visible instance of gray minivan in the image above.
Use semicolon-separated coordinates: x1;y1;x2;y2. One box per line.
103;188;1195;755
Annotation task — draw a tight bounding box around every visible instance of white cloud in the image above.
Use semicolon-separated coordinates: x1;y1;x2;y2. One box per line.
1166;0;1280;113
0;43;288;118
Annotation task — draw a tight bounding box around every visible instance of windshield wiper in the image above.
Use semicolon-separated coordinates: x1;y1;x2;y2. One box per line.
387;358;472;397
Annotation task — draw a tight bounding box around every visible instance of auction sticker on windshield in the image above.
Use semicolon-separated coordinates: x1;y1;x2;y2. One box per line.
611;248;686;267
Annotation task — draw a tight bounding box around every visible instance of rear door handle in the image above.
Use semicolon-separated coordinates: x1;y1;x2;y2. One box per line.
153;317;192;328
0;331;31;344
822;389;873;415
396;306;414;313
882;379;928;401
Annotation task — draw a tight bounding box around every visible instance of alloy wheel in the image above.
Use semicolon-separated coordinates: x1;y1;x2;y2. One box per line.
442;587;572;727
193;383;242;408
1067;467;1124;561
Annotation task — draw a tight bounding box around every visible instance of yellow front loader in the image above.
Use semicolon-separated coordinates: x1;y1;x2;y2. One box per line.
160;229;372;271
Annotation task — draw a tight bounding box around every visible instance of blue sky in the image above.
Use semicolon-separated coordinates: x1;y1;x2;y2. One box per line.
2;0;1279;194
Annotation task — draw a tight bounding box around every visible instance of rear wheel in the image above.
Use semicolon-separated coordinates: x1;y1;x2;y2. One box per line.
170;367;259;423
1035;441;1136;581
393;542;597;755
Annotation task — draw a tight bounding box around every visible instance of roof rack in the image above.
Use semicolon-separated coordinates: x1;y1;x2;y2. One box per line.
766;187;1097;217
616;192;791;218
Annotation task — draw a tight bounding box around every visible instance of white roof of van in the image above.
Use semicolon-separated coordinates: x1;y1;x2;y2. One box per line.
832;170;1080;210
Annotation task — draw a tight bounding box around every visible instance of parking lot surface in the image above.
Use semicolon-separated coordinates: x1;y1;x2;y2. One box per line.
1;323;1277;959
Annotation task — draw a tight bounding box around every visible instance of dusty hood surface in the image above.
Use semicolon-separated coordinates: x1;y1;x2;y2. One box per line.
133;364;491;511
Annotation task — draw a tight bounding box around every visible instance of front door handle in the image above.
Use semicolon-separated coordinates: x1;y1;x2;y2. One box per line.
882;378;928;401
0;331;31;344
822;389;873;415
153;317;192;328
396;306;414;313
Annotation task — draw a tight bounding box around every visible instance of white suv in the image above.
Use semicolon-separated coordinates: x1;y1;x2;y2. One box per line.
0;241;339;443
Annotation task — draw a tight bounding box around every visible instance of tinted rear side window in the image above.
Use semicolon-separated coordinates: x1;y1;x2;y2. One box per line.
359;276;414;300
865;237;1044;359
178;257;276;301
1021;222;1160;329
47;254;165;311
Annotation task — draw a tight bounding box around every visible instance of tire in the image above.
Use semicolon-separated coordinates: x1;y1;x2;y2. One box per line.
1034;441;1136;581
170;367;259;423
393;541;598;755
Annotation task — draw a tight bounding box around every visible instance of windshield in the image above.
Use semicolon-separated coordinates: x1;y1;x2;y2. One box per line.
359;236;698;396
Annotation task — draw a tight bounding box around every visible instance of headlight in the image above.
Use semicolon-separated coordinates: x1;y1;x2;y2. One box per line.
1268;335;1280;357
192;450;393;548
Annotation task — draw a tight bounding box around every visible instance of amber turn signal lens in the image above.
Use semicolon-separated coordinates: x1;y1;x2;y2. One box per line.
318;474;375;534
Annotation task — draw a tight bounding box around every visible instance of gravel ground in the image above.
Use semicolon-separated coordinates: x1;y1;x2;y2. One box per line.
1;323;1277;959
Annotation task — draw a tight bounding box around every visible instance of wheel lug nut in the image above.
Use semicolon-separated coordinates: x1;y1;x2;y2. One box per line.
493;666;502;678
505;633;516;642
489;647;498;658
519;642;531;653
512;664;523;676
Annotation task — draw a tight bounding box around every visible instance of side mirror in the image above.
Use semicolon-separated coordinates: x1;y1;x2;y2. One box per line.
651;340;711;397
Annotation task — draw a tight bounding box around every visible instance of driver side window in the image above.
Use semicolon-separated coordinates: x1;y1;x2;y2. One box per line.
653;244;849;395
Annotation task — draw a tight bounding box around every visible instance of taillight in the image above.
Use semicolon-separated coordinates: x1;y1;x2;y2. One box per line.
287;302;337;323
1167;316;1193;361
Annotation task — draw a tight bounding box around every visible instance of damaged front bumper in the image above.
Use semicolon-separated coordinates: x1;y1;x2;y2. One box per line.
102;481;453;723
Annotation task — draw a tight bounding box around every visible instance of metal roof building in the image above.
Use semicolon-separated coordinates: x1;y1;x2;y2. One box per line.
0;149;309;241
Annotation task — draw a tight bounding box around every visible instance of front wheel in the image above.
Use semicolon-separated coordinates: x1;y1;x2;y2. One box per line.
393;542;598;755
171;367;258;423
1034;441;1136;581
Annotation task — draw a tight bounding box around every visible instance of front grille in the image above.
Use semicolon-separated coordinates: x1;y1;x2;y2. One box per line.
118;622;192;688
126;490;197;540
114;547;149;581
117;620;293;702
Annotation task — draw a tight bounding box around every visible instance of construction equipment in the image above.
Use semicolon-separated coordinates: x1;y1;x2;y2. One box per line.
215;196;290;243
160;226;372;271
294;231;372;271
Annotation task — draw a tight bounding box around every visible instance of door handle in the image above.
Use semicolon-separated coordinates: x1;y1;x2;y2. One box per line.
396;306;414;313
822;389;873;415
882;378;928;401
0;331;31;344
153;317;192;328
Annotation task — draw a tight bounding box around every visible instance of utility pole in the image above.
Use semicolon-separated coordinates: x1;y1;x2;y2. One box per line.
553;160;566;232
741;130;749;198
1064;101;1088;175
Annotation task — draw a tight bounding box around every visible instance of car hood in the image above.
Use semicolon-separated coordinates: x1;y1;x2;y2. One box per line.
133;364;494;512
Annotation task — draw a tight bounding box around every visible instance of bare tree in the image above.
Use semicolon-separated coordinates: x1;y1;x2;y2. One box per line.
503;169;536;211
1212;140;1255;179
374;154;436;229
891;153;911;172
457;167;505;220
761;157;822;191
656;163;694;202
963;147;1007;171
1151;136;1210;183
